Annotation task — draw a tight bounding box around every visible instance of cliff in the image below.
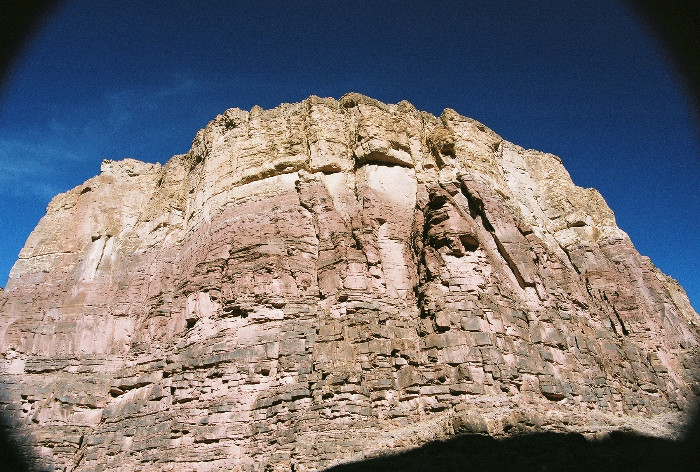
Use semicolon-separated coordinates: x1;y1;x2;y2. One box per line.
1;93;698;471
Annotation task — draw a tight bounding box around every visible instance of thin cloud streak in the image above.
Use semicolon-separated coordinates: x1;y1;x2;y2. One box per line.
0;139;79;199
1;76;203;200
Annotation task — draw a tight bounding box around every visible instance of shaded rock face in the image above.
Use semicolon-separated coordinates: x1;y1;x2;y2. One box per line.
0;93;698;471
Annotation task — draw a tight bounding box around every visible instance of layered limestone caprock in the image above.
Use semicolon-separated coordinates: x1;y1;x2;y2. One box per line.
1;93;698;471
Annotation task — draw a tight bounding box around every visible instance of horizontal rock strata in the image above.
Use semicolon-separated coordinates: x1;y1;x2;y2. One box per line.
1;93;698;471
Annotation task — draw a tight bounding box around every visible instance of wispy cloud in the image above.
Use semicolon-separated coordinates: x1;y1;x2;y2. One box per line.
0;76;203;200
85;77;204;138
156;78;199;98
0;139;78;199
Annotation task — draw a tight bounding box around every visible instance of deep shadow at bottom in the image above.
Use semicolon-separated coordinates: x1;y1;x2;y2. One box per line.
0;408;698;471
324;410;700;472
0;414;36;472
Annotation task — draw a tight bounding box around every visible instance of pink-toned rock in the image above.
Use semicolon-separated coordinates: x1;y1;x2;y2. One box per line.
0;94;698;471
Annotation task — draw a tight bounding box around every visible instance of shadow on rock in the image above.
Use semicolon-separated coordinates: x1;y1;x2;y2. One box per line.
0;414;35;472
0;378;44;472
325;410;700;472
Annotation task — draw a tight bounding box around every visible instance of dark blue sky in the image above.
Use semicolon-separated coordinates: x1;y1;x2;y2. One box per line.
1;1;698;310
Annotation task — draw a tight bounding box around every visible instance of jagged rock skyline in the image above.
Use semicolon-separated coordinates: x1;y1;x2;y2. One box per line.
1;1;698;314
1;94;697;471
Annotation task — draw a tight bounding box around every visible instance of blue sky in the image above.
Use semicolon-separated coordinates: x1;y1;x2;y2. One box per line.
1;1;698;311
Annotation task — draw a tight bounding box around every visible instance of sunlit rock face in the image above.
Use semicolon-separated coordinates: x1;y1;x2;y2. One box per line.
0;93;698;471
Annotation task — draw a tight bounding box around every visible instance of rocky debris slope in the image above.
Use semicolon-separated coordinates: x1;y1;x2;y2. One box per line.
1;93;698;471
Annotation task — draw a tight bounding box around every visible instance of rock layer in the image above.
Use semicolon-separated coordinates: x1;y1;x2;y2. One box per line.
1;93;698;471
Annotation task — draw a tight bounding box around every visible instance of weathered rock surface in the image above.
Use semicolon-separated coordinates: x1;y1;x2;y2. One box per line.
1;93;698;471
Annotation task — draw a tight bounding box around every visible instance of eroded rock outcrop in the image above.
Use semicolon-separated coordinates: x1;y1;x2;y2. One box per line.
1;93;698;471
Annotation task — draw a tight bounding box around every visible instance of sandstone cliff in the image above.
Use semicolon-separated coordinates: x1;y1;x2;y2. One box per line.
1;93;698;471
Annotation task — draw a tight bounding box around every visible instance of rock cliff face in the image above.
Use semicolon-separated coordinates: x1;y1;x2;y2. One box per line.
1;93;698;471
